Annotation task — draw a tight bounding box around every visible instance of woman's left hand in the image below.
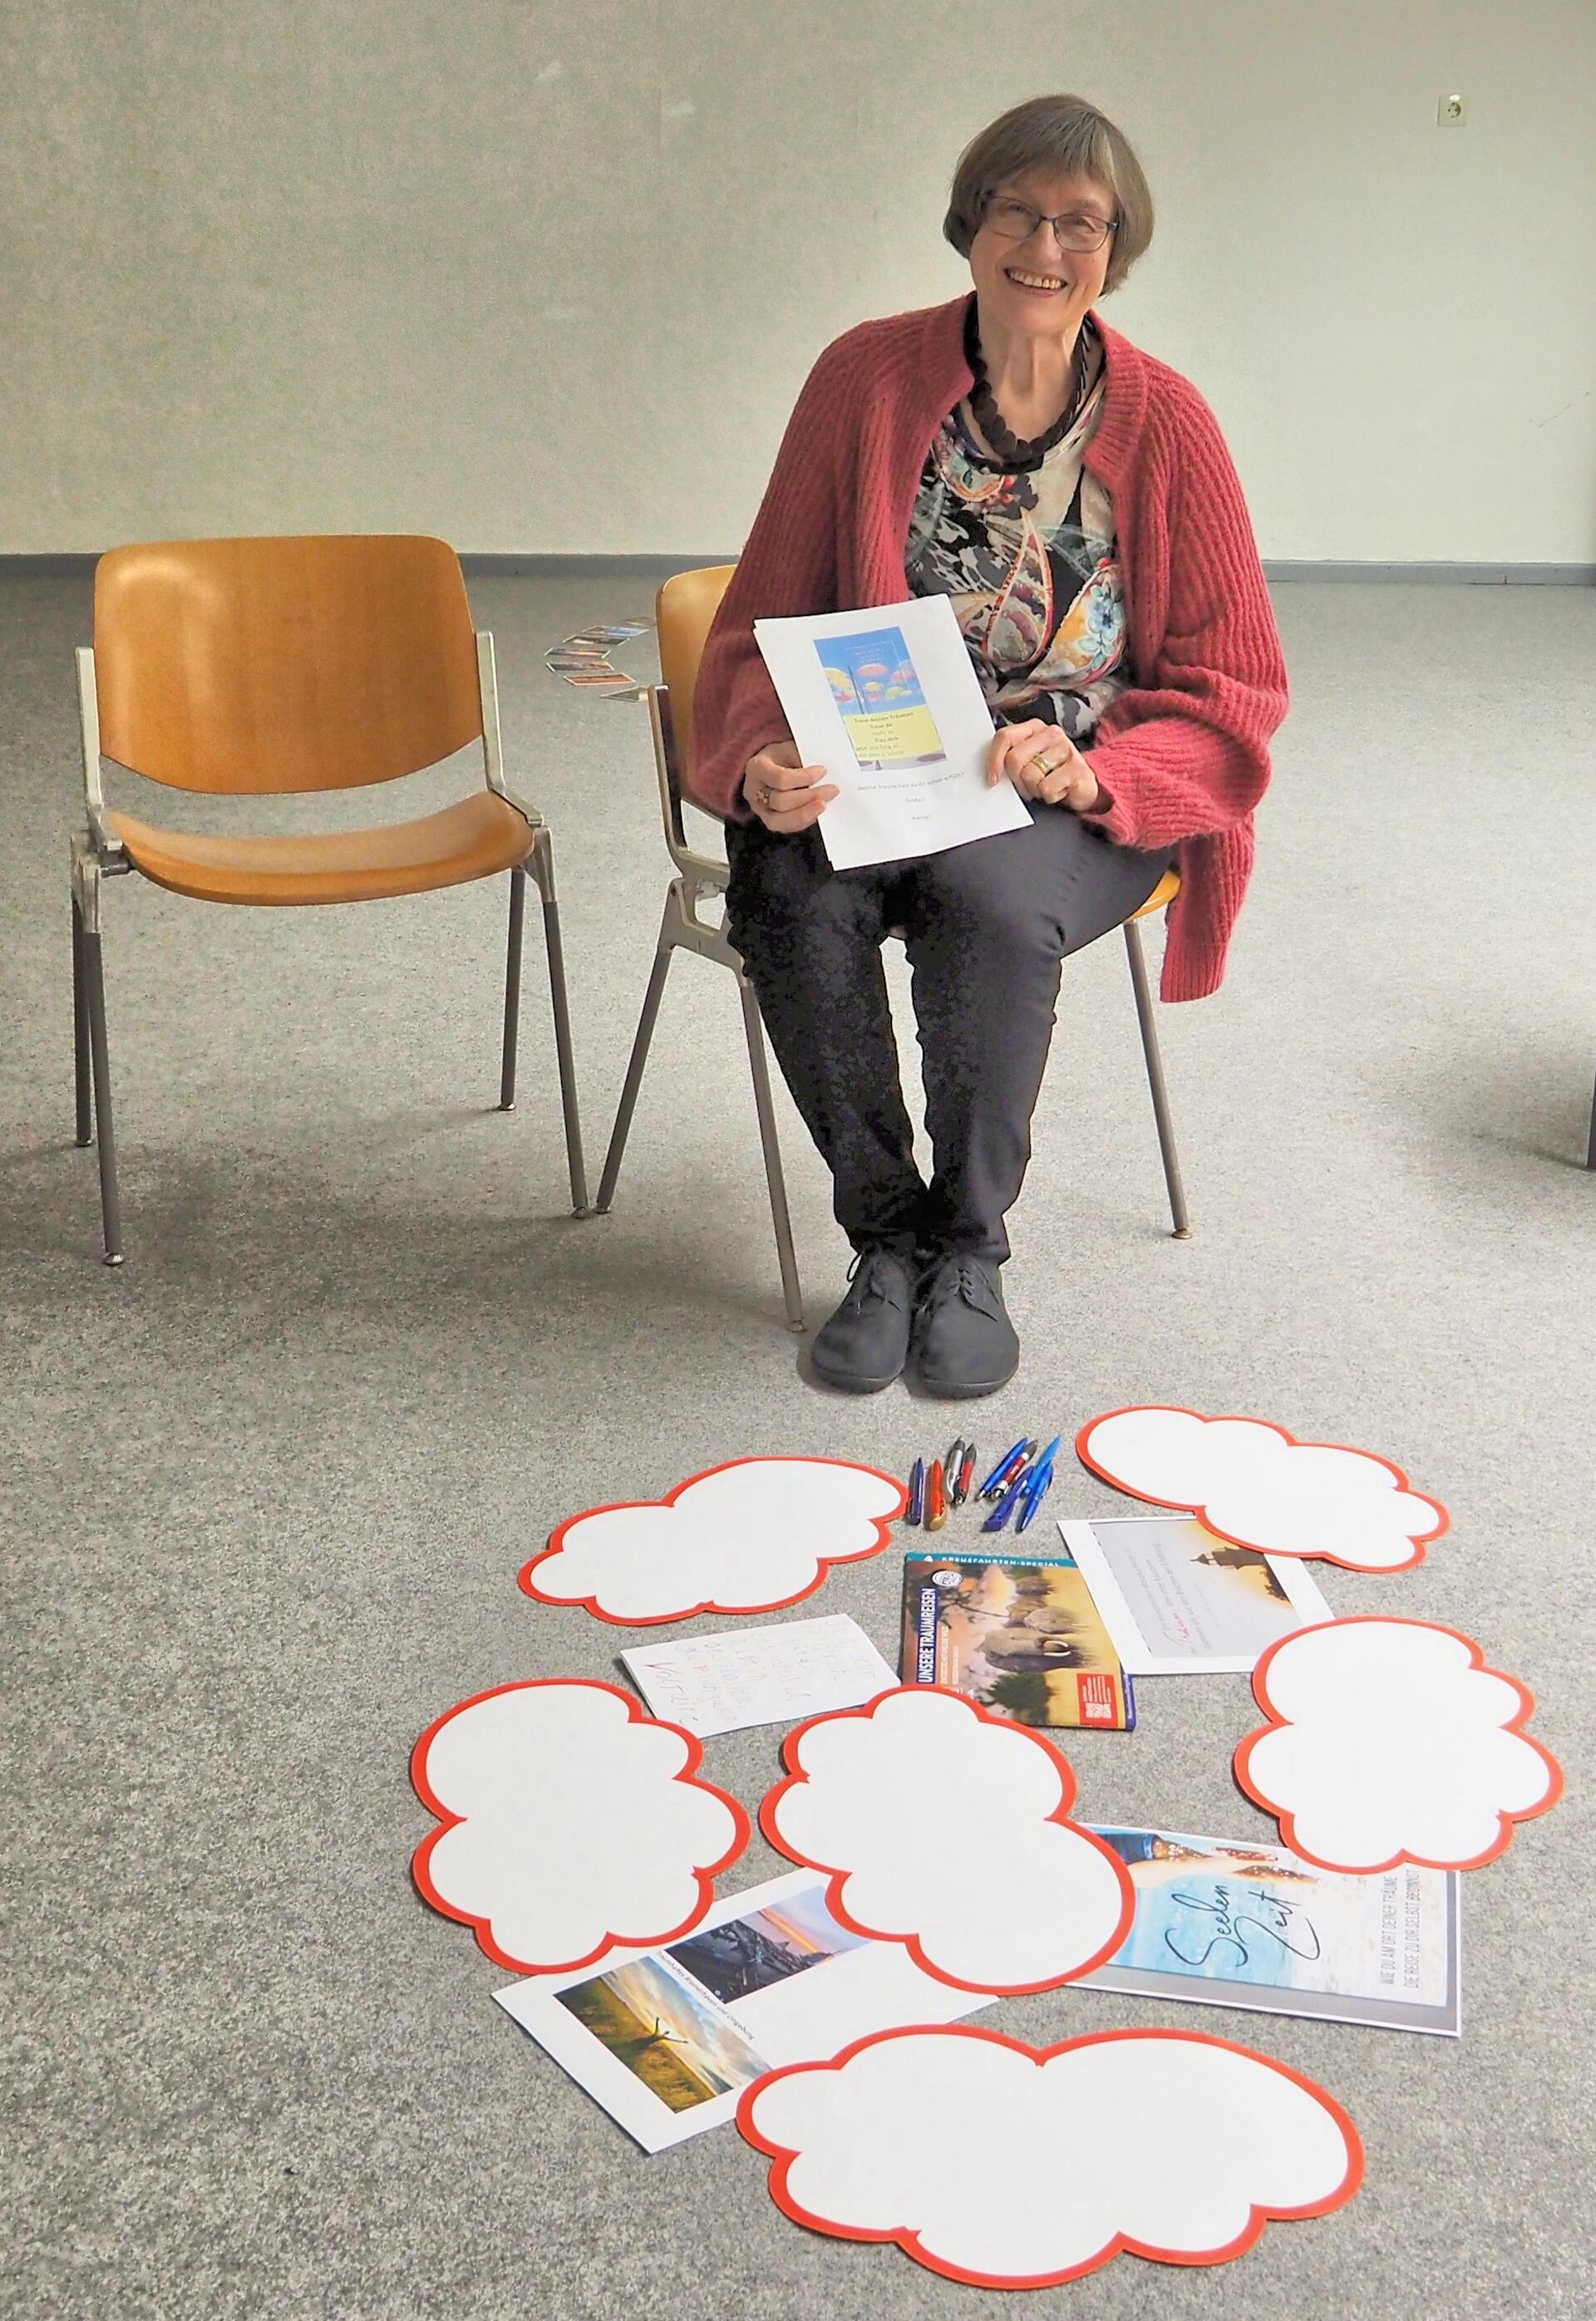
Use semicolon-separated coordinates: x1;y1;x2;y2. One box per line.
986;718;1106;814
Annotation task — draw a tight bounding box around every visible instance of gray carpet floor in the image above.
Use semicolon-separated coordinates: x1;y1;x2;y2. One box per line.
3;571;1594;2319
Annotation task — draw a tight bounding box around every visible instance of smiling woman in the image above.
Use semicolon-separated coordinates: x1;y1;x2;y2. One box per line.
692;92;1288;1401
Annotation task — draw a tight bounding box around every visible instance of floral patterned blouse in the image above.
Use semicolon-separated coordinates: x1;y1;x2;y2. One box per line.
904;323;1128;742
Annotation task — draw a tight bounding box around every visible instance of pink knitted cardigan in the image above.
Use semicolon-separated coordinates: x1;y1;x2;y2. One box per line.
688;293;1288;1000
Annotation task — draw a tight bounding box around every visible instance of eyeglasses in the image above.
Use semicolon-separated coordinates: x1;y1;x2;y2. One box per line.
981;195;1118;255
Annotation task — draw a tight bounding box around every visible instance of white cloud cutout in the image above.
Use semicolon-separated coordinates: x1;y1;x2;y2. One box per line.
411;1680;748;1972
741;2026;1362;2287
1235;1618;1564;1873
1078;1406;1447;1571
761;1688;1132;1992
520;1458;905;1625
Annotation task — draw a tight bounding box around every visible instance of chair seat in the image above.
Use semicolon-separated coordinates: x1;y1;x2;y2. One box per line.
110;788;534;906
1131;867;1180;920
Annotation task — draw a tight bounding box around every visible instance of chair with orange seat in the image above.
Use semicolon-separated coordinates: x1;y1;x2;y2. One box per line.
70;534;588;1264
595;564;1190;1332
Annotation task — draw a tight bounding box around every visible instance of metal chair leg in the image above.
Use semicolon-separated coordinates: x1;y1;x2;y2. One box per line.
71;897;92;1146
1123;917;1190;1239
527;833;589;1215
499;864;526;1111
596;934;676;1213
80;920;125;1266
738;978;805;1332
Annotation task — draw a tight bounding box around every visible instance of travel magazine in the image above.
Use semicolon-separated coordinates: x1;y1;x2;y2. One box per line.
899;1550;1135;1729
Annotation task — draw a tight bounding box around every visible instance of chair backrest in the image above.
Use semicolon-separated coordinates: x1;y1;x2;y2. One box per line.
655;563;736;793
91;535;485;794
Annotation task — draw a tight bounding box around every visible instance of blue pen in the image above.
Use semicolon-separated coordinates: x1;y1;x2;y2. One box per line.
982;1438;1037;1502
1014;1457;1056;1535
982;1465;1032;1533
975;1436;1027;1499
1027;1434;1062;1477
906;1458;925;1525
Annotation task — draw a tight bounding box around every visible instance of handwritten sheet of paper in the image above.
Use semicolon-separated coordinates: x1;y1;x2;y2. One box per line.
754;595;1030;871
621;1615;896;1738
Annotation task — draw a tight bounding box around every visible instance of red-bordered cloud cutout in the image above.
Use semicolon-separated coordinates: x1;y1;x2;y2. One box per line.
1076;1404;1449;1572
1234;1616;1564;1875
410;1678;750;1974
759;1686;1134;1995
738;2023;1364;2289
520;1456;907;1626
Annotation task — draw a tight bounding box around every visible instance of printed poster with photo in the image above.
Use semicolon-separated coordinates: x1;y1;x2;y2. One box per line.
495;1870;990;2151
1078;1825;1460;2035
1057;1515;1334;1675
754;594;1029;870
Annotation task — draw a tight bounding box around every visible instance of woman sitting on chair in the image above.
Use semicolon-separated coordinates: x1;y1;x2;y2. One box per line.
690;91;1288;1399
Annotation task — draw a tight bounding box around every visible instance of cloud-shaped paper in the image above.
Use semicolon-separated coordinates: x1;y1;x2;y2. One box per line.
520;1456;906;1625
411;1680;749;1972
1234;1618;1564;1873
739;2025;1363;2289
760;1688;1132;1993
1077;1405;1448;1571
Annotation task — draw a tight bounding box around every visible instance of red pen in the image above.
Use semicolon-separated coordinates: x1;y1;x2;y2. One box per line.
954;1443;977;1506
925;1457;948;1531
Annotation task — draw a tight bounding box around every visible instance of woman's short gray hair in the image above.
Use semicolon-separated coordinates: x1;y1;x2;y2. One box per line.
943;93;1155;295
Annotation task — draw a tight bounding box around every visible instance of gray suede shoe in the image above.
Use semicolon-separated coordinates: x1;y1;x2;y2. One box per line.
810;1247;919;1393
912;1254;1020;1398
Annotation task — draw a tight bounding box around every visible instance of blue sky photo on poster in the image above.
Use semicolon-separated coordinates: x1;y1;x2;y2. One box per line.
1079;1825;1459;2035
815;626;948;770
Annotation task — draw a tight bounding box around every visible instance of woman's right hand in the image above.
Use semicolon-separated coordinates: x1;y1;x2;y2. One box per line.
741;742;839;834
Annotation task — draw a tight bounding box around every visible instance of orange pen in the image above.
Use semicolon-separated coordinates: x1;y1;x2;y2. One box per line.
925;1457;948;1531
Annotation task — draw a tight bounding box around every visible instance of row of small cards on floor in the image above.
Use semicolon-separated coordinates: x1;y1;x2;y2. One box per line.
544;619;650;695
410;1412;1563;2289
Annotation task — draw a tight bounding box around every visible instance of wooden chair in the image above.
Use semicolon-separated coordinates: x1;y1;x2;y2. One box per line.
595;564;1190;1331
70;534;587;1264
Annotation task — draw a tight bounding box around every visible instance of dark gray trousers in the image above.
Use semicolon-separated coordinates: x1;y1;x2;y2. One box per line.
725;802;1172;1264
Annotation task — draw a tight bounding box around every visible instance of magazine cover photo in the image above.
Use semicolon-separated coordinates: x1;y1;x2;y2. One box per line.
900;1551;1133;1729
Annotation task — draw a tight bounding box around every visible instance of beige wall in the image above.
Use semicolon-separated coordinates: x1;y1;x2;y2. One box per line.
2;0;1592;559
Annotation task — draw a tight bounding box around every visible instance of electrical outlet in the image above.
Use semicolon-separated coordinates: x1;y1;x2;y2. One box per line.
1438;93;1467;126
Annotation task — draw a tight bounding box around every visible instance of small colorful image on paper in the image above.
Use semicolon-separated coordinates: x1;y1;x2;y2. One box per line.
817;626;947;771
495;1867;993;2152
564;668;633;687
667;1884;869;2002
554;1956;768;2114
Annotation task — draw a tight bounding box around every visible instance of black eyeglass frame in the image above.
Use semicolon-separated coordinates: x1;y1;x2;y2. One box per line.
979;193;1120;255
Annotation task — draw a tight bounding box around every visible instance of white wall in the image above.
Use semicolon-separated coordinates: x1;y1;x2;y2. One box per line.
2;0;1592;560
